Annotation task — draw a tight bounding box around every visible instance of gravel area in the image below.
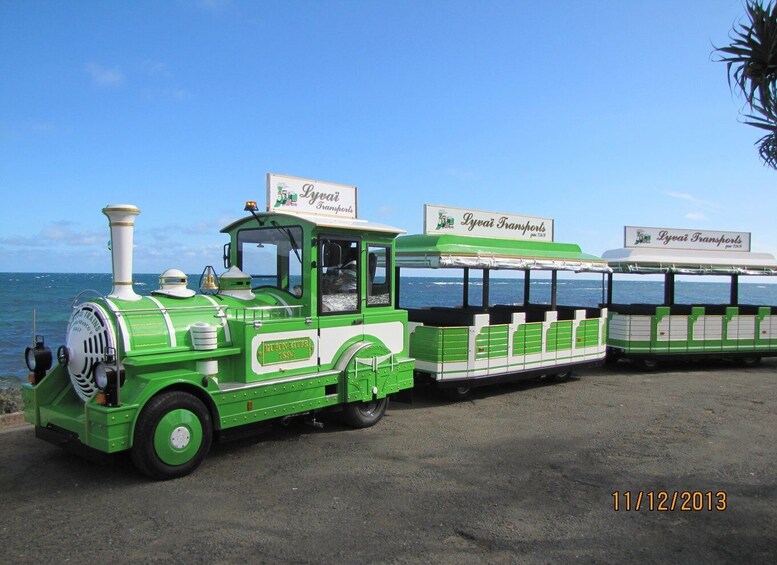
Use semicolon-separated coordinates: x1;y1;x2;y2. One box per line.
0;359;775;564
0;387;22;414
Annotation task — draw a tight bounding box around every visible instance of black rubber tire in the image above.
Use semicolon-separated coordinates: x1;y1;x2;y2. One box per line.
548;371;573;382
737;356;762;367
442;386;472;401
131;391;213;480
634;358;659;372
605;348;621;365
341;397;389;428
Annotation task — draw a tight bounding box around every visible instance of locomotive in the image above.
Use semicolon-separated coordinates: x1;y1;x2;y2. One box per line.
22;175;414;479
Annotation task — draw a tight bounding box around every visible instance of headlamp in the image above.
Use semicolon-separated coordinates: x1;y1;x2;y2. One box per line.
56;345;70;368
92;348;124;407
24;336;52;383
93;362;114;390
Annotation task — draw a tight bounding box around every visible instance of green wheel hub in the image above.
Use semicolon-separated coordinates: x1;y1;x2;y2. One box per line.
153;408;203;466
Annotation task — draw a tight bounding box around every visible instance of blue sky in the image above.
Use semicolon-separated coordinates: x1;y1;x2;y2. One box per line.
1;0;775;275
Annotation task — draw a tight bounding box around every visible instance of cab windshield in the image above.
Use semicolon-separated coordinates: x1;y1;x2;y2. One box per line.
237;226;303;297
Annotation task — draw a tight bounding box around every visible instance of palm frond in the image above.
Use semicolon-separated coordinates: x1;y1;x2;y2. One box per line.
714;1;777;169
756;131;777;167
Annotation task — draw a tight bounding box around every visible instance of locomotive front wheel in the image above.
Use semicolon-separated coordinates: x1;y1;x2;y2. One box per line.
341;397;388;428
131;391;213;480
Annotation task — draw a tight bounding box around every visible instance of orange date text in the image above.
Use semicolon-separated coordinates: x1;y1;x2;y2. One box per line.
612;490;727;511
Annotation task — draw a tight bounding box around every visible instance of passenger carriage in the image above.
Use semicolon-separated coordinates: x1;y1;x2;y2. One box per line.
603;225;777;370
394;205;611;399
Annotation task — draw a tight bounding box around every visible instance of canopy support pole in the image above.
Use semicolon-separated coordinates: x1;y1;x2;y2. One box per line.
730;274;739;306
463;268;469;308
605;272;613;306
664;272;675;306
482;269;490;307
551;270;558;310
395;266;401;308
524;271;531;306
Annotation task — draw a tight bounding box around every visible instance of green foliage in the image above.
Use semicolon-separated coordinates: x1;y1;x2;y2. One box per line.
715;1;777;168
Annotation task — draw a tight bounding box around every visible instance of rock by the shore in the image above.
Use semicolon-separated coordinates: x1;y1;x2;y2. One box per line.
0;388;23;414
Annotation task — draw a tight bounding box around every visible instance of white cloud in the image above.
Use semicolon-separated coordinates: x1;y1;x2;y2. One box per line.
143;87;190;101
141;60;168;76
41;222;104;246
0;222;104;248
444;168;477;181
665;191;721;211
684;212;708;221
378;206;395;216
86;63;125;87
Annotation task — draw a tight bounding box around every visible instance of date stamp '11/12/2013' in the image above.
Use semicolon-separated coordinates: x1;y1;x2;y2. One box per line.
612;491;727;512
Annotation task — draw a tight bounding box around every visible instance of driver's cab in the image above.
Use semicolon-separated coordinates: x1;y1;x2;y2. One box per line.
220;207;405;380
221;212;397;318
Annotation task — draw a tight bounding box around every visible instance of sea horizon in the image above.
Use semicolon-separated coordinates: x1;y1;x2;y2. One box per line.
2;272;775;387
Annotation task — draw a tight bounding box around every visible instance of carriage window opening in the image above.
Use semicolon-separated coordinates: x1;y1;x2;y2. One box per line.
320;238;360;313
367;245;391;306
238;227;303;297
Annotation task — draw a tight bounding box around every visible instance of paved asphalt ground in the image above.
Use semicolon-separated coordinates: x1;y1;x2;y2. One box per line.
1;359;775;564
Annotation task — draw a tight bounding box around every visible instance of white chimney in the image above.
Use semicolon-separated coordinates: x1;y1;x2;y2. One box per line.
103;204;141;301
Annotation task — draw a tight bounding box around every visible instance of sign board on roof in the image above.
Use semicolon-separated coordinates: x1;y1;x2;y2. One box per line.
624;226;751;251
266;173;357;219
424;204;553;241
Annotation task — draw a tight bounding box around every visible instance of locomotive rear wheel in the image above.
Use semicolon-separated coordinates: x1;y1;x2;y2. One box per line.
131;391;213;480
341;397;388;428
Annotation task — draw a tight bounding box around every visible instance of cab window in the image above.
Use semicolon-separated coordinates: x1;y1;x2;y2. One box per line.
238;226;303;297
319;238;360;313
367;244;391;306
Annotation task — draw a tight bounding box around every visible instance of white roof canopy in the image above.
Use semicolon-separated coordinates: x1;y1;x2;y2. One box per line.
222;211;404;235
602;247;777;275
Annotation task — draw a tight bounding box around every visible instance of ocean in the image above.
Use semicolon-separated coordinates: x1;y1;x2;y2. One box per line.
2;272;774;387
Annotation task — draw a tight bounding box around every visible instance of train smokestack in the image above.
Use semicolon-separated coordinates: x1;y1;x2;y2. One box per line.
102;204;141;301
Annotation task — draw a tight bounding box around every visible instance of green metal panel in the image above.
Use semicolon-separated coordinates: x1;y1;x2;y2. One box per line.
216;373;341;429
410;325;443;362
475;325;508;360
440;327;469;362
488;325;509;359
410;325;469;369
85;403;136;452
514;323;543;355
546;321;573;352
575;319;600;348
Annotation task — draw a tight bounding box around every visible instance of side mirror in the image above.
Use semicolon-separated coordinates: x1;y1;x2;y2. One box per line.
222;243;231;269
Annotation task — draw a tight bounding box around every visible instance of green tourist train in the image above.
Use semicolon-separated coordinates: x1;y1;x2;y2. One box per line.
20;175;777;479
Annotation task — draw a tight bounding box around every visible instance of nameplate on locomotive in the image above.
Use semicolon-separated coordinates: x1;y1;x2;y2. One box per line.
257;337;315;365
